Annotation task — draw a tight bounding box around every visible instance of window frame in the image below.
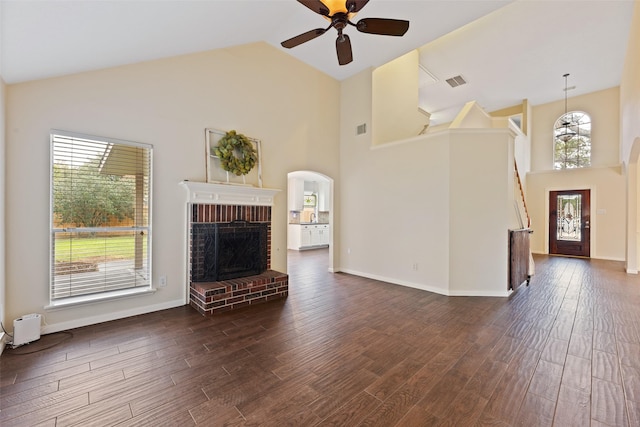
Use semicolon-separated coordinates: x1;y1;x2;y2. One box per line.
49;130;153;306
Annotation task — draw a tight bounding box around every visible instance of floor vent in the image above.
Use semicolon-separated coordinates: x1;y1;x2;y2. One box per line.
445;75;467;88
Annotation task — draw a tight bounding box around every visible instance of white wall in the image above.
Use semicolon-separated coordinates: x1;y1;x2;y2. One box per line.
5;42;341;331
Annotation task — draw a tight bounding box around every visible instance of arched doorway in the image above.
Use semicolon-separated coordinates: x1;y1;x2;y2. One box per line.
286;171;334;272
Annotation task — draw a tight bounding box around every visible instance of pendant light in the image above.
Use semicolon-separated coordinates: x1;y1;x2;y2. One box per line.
557;73;576;142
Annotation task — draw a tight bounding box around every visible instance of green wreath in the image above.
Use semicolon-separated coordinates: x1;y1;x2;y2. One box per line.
213;130;258;176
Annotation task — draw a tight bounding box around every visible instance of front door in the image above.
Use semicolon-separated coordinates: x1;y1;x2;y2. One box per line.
549;189;590;257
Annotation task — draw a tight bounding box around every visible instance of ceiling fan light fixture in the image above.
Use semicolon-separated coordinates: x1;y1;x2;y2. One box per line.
282;1;407;66
319;0;353;17
558;73;576;142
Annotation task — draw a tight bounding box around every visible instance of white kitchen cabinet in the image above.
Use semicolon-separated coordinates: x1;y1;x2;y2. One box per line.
318;181;330;211
288;223;330;250
301;225;312;247
318;224;330;245
288;178;304;211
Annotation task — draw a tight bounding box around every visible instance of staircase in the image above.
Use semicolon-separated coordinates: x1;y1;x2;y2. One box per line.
514;161;535;276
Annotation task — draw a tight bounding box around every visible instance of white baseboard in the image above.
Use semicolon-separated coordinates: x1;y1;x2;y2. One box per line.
593;256;626;262
626;268;638;274
338;269;512;297
448;289;513;297
339;269;451;296
41;299;185;335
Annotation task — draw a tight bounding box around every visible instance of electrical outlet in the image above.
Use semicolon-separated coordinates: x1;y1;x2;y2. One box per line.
159;276;167;287
412;263;419;271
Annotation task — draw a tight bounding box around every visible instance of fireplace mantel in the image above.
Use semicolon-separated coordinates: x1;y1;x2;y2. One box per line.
180;181;280;206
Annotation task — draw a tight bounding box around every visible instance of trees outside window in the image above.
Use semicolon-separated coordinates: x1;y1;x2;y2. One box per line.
553;111;591;169
51;131;152;301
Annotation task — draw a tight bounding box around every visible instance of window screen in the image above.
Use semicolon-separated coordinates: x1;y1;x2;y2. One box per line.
50;130;152;301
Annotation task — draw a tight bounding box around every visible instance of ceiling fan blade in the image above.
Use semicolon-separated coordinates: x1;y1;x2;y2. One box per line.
346;0;370;13
281;28;327;49
297;0;330;16
356;18;409;36
336;33;353;65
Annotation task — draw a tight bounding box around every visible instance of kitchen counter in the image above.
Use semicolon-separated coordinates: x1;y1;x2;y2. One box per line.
290;222;330;225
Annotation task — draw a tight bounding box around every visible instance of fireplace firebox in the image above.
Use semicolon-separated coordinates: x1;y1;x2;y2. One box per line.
191;221;268;282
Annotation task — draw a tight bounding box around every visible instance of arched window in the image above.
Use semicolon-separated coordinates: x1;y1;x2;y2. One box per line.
553;111;591;169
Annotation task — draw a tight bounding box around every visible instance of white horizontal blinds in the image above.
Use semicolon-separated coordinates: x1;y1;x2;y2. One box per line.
51;131;152;300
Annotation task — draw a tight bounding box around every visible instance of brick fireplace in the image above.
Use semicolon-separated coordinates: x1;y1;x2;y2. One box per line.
182;181;287;316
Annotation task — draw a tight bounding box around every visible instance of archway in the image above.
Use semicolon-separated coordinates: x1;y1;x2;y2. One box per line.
286;171;334;272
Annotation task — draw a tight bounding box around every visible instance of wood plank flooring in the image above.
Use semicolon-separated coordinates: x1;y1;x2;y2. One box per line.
1;251;640;426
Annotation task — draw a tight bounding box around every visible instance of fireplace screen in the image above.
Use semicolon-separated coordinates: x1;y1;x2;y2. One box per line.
191;222;267;282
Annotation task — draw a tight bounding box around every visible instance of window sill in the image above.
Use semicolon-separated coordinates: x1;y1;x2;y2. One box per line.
45;287;157;310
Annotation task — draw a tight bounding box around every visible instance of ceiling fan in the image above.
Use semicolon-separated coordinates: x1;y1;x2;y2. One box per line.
281;0;410;66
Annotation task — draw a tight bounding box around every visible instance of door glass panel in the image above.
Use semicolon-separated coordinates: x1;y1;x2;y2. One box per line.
557;194;582;241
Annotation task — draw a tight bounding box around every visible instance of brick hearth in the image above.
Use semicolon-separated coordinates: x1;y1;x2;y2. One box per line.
190;270;288;315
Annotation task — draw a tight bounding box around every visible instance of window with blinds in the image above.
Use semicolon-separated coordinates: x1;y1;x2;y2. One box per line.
50;130;152;301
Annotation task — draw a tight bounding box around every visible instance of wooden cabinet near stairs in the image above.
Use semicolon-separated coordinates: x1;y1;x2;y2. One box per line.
509;228;532;291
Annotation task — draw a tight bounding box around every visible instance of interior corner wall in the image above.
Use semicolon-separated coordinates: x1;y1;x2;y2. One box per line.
448;130;516;296
5;42;340;332
340;70;516;297
340;70;450;295
371;50;426;145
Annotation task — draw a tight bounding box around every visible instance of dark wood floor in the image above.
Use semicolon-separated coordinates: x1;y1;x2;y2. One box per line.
2;250;640;426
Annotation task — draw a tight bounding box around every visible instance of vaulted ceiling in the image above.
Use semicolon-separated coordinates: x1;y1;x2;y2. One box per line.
0;0;634;124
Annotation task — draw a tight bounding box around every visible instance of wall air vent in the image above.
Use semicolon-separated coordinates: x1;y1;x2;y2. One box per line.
356;123;367;135
445;75;467;88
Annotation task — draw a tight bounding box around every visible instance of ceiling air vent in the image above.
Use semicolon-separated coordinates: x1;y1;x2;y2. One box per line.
445;75;467;88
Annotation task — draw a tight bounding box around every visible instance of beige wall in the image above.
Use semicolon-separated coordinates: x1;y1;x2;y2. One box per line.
372;50;426;145
448;129;518;295
1;3;5;346
621;1;640;165
340;70;517;296
5;42;341;331
1;77;6;337
621;1;640;272
531;87;620;172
